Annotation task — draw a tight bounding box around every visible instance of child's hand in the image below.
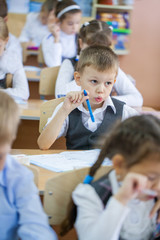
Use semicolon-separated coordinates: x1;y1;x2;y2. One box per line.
62;90;89;114
150;198;160;221
48;22;60;42
115;173;148;205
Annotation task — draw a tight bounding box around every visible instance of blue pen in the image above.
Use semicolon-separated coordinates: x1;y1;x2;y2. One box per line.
47;33;53;39
83;89;95;122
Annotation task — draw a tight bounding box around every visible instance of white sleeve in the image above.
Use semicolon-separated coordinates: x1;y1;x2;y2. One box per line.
73;184;129;240
19;13;32;42
122;104;139;120
112;68;143;107
4;68;29;100
42;35;62;67
45;102;69;138
55;59;74;98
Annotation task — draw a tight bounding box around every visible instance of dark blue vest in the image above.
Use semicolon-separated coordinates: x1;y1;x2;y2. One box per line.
66;98;125;150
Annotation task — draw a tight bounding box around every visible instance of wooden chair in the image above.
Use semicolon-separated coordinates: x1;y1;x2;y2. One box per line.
39;66;60;99
6;74;13;88
43;165;112;225
39;97;66;149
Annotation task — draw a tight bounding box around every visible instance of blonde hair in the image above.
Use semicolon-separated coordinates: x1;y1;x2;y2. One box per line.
0;16;8;40
0;91;20;144
77;45;118;74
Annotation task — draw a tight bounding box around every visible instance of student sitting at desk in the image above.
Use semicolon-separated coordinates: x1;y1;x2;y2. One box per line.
19;0;57;48
0;17;29;100
0;0;22;60
0;90;57;240
55;20;143;107
37;45;137;150
42;0;82;67
61;114;160;240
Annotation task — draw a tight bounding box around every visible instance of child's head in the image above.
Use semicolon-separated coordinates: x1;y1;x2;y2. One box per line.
55;0;82;35
0;17;9;56
0;0;8;21
90;114;160;189
79;20;112;50
40;0;58;25
0;91;20;170
74;45;118;110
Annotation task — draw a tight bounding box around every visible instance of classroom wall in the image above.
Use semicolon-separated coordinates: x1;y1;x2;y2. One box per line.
119;0;160;109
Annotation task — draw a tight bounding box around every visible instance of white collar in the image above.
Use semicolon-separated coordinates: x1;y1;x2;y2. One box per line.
77;96;116;115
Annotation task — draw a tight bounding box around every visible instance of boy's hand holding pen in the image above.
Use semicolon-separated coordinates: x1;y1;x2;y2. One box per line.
62;90;89;115
62;90;95;122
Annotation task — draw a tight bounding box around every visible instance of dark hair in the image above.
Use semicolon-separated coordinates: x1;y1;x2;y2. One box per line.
41;0;58;13
76;45;118;74
55;0;81;21
0;0;8;18
60;114;160;235
79;20;112;47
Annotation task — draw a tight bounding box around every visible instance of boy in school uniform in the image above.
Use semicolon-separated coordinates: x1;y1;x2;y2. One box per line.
38;45;138;150
0;90;57;240
0;0;22;60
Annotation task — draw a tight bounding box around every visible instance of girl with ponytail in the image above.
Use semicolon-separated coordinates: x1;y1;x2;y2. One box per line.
61;114;160;240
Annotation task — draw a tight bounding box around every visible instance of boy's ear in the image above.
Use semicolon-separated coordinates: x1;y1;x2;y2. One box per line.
74;71;81;86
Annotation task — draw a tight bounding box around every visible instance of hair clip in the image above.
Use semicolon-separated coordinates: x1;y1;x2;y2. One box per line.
82;22;89;27
109;26;113;31
83;175;94;184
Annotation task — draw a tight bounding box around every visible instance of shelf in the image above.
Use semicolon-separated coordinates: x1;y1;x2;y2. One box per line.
94;4;133;11
114;49;129;55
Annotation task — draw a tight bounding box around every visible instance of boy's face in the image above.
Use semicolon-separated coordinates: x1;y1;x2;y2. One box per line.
74;65;116;110
0;143;10;171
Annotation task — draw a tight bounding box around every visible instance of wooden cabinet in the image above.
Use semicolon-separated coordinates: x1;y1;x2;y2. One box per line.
92;0;133;55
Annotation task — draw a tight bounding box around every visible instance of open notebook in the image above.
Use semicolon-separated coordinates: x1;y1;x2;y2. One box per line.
12;149;112;172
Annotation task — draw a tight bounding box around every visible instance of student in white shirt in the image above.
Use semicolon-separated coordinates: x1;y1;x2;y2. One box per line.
19;0;57;48
37;45;137;150
42;0;82;67
55;20;143;107
0;17;29;100
60;114;160;240
0;0;22;60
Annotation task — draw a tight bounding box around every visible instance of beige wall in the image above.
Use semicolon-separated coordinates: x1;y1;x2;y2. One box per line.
119;0;160;109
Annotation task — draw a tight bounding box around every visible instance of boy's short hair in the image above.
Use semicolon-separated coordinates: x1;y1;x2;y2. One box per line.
76;45;119;75
0;0;8;18
0;17;8;40
0;91;20;144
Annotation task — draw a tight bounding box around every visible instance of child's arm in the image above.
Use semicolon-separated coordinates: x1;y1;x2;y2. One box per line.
73;173;149;240
55;59;74;98
16;165;57;240
4;68;29;100
113;68;143;107
37;90;88;150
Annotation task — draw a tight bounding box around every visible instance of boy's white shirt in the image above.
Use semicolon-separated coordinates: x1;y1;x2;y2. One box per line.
42;31;77;67
7;33;22;61
55;59;143;107
73;170;156;240
19;12;50;46
46;96;138;138
0;48;29;100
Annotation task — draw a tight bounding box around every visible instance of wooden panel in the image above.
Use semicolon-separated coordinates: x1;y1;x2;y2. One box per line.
7;13;26;37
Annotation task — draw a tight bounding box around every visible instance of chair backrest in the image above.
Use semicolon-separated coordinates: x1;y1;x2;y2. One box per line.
37;44;45;65
39;66;60;99
39;97;64;133
43;165;112;225
6;74;13;88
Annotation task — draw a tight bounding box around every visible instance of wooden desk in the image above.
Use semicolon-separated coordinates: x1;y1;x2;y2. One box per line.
11;149;63;194
19;99;44;120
